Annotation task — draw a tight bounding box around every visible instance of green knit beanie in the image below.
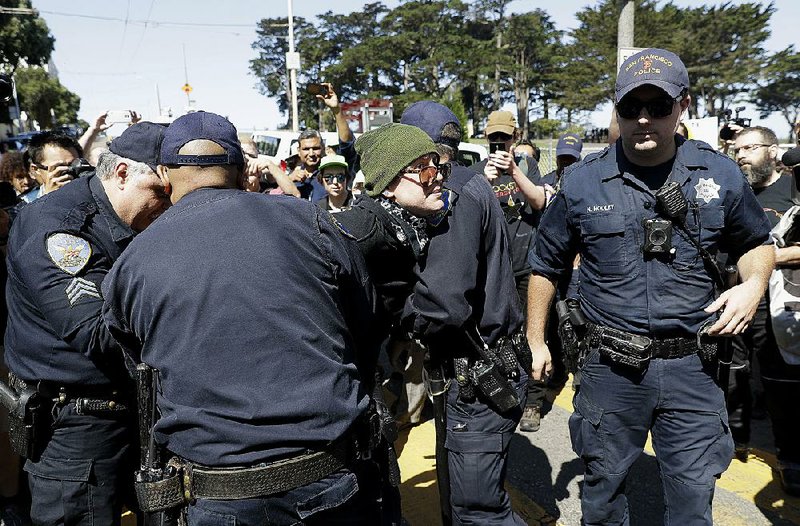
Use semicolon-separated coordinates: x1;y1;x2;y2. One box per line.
355;123;438;197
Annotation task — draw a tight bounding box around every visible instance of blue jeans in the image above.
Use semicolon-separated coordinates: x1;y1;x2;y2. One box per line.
186;461;382;526
569;349;734;526
445;370;528;526
24;401;136;526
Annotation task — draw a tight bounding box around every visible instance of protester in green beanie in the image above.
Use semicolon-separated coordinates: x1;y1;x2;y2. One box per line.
355;123;439;198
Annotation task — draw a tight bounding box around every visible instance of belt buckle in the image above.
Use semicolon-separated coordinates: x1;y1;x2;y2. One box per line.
628;334;653;359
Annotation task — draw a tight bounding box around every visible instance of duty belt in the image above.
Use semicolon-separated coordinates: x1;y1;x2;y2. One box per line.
8;373;128;414
587;323;717;360
136;438;351;511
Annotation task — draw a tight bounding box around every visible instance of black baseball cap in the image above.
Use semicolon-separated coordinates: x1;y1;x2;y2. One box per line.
159;111;244;167
108;122;167;172
615;48;689;103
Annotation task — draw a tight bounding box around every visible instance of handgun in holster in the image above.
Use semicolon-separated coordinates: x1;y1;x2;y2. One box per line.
133;364;184;524
0;380;44;459
555;298;588;371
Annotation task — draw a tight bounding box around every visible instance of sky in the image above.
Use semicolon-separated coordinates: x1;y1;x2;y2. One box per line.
27;0;799;139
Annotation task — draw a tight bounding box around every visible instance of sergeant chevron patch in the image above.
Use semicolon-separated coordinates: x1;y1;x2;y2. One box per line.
65;277;101;306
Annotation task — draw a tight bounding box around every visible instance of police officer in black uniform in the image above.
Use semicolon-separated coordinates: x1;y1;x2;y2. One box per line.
401;101;529;526
527;48;774;525
3;122;169;525
101;111;382;525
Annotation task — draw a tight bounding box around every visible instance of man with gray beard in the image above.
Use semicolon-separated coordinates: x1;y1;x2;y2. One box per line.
732;126;800;496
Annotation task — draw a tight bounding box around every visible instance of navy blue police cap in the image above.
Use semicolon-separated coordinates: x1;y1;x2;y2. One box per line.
615;48;689;103
160;111;244;167
108;121;167;172
556;133;583;160
401;101;461;150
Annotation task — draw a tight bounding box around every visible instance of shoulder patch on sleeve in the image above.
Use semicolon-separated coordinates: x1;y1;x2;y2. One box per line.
46;233;92;275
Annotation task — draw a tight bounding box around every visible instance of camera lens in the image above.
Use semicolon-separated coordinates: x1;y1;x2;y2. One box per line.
649;228;668;246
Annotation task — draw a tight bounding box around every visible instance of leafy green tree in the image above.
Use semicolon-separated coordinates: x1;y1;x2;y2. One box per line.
752;47;800;141
680;2;774;118
15;66;80;127
0;0;54;72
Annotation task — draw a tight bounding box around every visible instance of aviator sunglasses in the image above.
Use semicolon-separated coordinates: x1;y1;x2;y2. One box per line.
615;91;685;120
401;162;451;186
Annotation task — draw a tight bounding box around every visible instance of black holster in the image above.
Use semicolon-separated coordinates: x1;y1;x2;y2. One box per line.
2;377;45;460
556;298;588;372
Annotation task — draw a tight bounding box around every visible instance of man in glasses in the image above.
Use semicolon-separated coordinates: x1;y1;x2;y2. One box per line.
317;154;353;212
401;101;529;525
334;123;446;524
21;132;82;202
732;126;800;496
528;48;774;525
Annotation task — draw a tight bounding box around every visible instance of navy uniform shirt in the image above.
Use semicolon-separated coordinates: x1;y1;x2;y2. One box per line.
102;189;379;467
5;175;132;385
530;138;772;337
409;165;523;347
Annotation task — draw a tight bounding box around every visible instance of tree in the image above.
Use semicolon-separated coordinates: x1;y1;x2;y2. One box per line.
0;0;54;72
680;2;775;118
752;47;800;141
15;66;80;127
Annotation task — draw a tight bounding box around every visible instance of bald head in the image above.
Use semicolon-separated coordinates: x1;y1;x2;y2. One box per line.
158;139;244;203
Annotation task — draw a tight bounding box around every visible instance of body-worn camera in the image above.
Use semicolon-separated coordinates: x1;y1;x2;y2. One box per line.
643;218;673;255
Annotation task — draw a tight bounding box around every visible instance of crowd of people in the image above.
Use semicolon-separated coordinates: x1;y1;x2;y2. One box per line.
0;47;797;526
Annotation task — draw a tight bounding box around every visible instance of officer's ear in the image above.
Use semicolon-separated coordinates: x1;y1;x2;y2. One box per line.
157;165;172;196
113;161;130;189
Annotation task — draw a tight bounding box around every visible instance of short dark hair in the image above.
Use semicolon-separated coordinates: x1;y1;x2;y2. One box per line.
298;129;324;146
740;126;778;146
435;122;461;161
23;131;82;168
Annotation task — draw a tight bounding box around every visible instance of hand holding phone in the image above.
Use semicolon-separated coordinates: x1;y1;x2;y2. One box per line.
106;110;132;124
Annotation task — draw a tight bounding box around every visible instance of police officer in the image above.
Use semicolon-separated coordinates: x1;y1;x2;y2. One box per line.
3;122;169;525
527;48;774;525
401;101;529;526
101;111;382;524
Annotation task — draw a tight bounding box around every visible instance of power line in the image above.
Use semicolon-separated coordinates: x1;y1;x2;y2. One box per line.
38;10;288;29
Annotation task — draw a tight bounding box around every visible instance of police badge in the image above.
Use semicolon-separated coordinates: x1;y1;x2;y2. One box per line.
46;233;101;305
693;178;721;204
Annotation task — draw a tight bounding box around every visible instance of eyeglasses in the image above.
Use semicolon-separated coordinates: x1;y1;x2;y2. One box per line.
615;94;681;120
322;174;346;184
401;163;450;186
733;143;771;155
32;162;69;172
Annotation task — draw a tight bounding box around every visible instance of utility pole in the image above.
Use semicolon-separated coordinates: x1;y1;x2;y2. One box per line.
617;0;635;70
287;0;300;132
183;44;191;109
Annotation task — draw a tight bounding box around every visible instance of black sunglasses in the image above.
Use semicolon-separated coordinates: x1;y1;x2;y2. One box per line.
616;92;683;120
322;173;346;184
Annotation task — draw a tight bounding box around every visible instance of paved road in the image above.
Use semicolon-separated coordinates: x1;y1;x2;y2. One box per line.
397;376;800;525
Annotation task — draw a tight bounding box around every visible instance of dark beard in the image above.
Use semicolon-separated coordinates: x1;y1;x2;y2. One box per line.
743;160;774;186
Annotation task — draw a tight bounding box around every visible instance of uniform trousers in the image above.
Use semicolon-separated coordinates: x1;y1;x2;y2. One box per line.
445;369;527;525
24;401;136;526
569;349;733;526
